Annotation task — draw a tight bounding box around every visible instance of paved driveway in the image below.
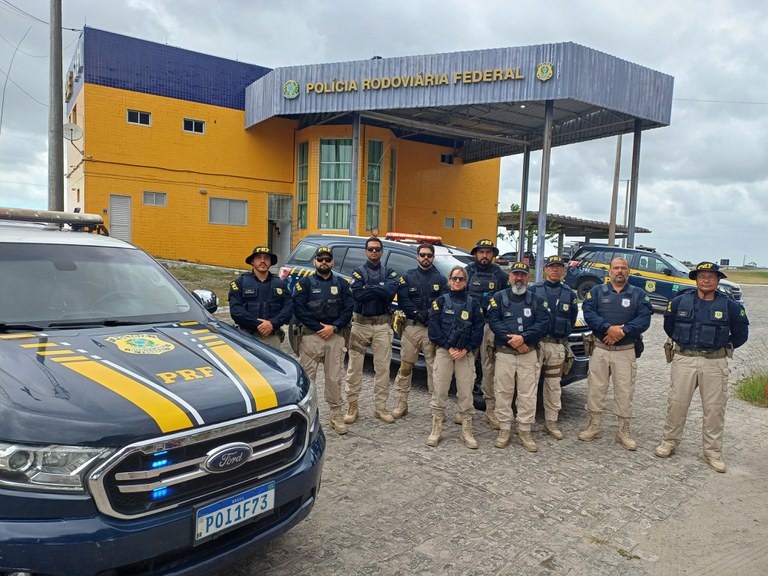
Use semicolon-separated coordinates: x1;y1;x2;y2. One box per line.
229;286;768;576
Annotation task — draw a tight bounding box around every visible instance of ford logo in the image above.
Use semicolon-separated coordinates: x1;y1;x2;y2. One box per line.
203;443;252;473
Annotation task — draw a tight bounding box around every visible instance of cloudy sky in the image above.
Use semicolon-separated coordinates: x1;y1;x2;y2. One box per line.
1;0;766;266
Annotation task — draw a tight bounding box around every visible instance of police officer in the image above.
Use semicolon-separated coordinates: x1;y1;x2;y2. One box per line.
229;246;292;350
579;257;653;449
487;262;550;452
529;256;578;440
426;265;484;449
655;262;749;472
466;238;509;430
343;237;400;425
292;246;354;435
392;243;447;419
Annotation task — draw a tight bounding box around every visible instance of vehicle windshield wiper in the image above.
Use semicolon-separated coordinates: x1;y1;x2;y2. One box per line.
46;319;146;328
0;322;46;332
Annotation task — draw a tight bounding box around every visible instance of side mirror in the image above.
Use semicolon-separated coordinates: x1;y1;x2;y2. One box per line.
662;268;673;276
192;289;218;313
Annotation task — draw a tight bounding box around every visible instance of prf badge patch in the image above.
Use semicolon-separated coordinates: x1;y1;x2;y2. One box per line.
645;280;656;293
107;334;175;355
714;311;723;319
460;311;470;320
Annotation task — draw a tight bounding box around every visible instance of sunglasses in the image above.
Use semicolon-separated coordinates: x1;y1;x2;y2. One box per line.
366;247;382;252
418;252;434;258
316;256;333;263
449;276;466;282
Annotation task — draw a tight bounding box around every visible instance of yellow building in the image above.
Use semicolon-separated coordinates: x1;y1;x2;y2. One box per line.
66;28;500;268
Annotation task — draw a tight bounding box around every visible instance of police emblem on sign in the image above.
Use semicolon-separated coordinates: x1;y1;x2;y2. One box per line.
283;80;300;99
622;298;631;308
536;62;554;82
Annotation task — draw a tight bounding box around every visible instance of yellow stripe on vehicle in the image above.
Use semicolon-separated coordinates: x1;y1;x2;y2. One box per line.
37;350;76;356
190;329;210;334
197;334;219;341
21;342;58;348
52;355;90;362
179;321;199;326
580;261;696;285
58;358;194;432
0;333;37;340
208;344;278;411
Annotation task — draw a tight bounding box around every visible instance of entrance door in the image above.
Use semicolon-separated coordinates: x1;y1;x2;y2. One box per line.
109;194;132;242
268;194;293;268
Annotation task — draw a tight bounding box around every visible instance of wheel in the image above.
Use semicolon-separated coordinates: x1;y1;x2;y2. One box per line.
577;278;598;300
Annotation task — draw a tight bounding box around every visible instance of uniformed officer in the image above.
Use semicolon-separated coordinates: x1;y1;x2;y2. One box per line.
655;262;749;473
529;255;578;440
392;243;448;419
343;237;400;424
465;238;509;430
292;246;354;435
579;257;653;449
426;265;484;449
229;246;292;350
487;262;550;452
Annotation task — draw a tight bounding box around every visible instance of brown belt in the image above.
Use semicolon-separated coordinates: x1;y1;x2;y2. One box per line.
352;313;391;325
677;347;727;359
593;340;634;352
496;346;534;355
541;336;568;344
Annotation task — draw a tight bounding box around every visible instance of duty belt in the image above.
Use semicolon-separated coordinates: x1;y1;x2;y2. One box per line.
676;346;727;359
496;345;533;355
593;340;635;352
403;318;427;327
541;336;568;344
353;312;391;325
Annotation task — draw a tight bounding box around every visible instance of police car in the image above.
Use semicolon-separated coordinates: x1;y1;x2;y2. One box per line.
0;208;324;576
565;244;744;308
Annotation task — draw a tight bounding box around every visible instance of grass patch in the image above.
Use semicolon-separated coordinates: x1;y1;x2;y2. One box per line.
735;373;768;407
722;269;768;284
164;262;244;307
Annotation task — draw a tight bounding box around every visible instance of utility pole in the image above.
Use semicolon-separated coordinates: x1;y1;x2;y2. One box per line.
608;135;622;246
48;0;64;211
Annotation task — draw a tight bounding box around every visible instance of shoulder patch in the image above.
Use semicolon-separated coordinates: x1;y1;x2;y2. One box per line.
388;270;398;278
586;292;592;299
542;301;549;309
489;298;498;308
644;295;650;302
399;276;406;284
295;282;303;292
432;300;439;310
740;308;746;317
229;281;239;291
666;302;672;312
352;271;362;279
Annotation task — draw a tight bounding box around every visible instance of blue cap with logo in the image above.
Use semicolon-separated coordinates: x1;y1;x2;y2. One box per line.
509;262;530;274
544;255;566;267
689;261;727;280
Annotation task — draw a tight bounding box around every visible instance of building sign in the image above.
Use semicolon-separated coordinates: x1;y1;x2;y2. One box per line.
298;65;544;96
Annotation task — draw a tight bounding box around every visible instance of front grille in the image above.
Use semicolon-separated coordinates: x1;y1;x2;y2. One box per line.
568;327;590;357
89;407;308;519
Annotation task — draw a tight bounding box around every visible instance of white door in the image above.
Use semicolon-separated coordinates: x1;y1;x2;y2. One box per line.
109;194;132;242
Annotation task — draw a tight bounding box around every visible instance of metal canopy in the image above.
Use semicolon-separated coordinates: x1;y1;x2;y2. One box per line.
245;42;674;164
498;211;651;239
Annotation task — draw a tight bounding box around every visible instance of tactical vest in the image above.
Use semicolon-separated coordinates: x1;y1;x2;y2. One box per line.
402;268;444;311
305;274;344;322
672;291;730;350
595;284;643;327
495;290;539;335
438;293;476;350
531;282;575;338
241;274;285;318
355;265;394;316
467;264;501;310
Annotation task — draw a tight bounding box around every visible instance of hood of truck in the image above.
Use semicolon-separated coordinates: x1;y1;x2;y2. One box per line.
0;321;306;446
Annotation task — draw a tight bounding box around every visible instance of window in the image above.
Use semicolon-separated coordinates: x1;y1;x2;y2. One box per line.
127;109;151;126
143;191;167;207
319;139;352;229
337;246;367;276
444;217;455;228
297;142;309;229
366;140;383;231
209;197;247;226
460;218;473;230
388;148;396;229
183;118;205;134
385;252;415;278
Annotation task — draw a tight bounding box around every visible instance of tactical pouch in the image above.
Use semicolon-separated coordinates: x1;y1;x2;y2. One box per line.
634;335;644;358
583;333;596;357
392;310;406;337
292;323;303;352
562;343;575;376
277;328;286;344
725;343;734;359
663;338;674;364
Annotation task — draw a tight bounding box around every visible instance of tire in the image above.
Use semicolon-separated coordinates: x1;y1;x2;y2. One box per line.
577;278;598;300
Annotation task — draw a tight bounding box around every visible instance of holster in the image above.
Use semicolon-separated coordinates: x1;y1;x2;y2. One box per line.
726;343;734;359
663;338;675;364
634;335;644;358
277;328;286;344
583;333;596;357
392;310;406;337
292;323;303;351
562;343;575;376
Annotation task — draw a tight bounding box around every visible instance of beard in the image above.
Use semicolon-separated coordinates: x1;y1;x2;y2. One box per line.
511;284;527;295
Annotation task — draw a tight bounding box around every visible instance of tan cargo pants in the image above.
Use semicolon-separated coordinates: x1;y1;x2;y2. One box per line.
494;350;540;430
430;347;475;418
299;332;346;413
479;323;496;405
662;354;729;459
539;340;566;422
393;323;436;394
585;345;637;418
344;319;393;411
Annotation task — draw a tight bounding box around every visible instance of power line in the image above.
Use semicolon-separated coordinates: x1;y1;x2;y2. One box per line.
674;97;768;106
0;65;48;106
1;0;47;25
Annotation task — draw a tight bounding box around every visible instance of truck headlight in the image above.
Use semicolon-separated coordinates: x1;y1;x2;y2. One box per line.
0;443;112;492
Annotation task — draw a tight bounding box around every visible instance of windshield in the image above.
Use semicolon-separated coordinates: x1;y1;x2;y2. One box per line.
0;243;207;327
433;254;474;277
663;254;693;275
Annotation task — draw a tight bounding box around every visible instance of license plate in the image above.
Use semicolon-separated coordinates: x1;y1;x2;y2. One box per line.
195;482;275;542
